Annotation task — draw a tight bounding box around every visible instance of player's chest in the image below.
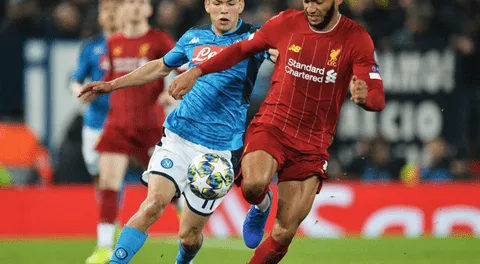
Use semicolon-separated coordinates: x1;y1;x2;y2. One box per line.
91;44;108;71
279;34;351;70
187;37;244;65
110;41;158;72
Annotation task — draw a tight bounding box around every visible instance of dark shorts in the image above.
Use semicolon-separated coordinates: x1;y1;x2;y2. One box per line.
95;125;162;166
236;123;328;193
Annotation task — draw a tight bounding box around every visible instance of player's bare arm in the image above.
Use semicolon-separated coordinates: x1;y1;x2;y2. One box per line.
77;58;175;101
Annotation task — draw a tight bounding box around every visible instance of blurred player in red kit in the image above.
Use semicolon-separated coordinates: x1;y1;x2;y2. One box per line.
84;0;179;263
169;0;385;263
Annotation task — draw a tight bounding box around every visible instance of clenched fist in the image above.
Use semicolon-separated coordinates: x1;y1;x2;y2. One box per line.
350;75;368;105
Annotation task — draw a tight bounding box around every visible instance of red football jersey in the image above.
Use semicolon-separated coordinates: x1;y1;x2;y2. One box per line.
199;9;385;157
104;28;175;128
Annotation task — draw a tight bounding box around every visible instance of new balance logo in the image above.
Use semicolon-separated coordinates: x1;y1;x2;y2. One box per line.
189;37;200;44
288;44;302;53
325;69;337;83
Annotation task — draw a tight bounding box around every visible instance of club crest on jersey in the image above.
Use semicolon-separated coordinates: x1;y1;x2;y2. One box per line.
327;49;341;67
192;46;226;64
139;43;150;56
112;46;122;56
288;44;302;53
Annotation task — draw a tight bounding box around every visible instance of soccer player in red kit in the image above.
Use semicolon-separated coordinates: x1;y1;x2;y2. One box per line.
169;0;385;263
84;0;178;263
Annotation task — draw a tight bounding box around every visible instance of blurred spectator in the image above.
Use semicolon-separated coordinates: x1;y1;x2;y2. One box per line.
346;135;406;182
154;0;182;39
420;137;454;181
46;1;82;38
452;0;480;178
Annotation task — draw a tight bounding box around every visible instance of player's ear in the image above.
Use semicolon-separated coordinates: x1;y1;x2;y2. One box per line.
205;0;211;14
238;0;245;14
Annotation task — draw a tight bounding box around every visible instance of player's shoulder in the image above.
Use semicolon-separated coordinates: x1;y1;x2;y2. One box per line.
107;32;125;44
275;8;304;22
80;33;105;49
340;16;372;40
150;28;174;39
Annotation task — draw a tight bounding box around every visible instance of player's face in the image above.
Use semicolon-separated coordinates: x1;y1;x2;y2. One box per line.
303;0;340;30
98;1;121;33
205;0;245;34
122;0;153;24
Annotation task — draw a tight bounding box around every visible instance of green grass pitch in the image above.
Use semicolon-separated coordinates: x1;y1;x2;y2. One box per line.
0;237;478;264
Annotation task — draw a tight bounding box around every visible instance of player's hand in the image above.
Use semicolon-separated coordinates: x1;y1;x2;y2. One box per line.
168;67;202;100
77;81;114;102
268;48;279;63
350;75;368;105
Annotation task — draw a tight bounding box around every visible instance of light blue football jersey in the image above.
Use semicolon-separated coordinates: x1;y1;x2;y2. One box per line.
163;20;268;151
72;34;110;130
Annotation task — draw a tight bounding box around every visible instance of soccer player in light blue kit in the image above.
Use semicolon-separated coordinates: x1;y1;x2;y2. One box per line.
70;1;125;263
78;1;277;263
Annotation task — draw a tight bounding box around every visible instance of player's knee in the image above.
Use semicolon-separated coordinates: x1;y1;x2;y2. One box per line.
140;195;169;220
241;179;269;204
272;223;297;245
178;225;203;251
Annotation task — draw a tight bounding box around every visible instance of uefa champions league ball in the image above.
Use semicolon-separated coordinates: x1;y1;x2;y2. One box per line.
187;153;235;200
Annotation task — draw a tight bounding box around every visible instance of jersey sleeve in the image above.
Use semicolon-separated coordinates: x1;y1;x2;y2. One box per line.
71;42;91;82
163;32;189;68
352;30;385;112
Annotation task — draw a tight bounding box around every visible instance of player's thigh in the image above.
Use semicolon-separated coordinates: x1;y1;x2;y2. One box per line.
98;152;129;189
240;125;285;188
141;131;193;198
274;177;320;234
143;172;177;208
81;126;102;176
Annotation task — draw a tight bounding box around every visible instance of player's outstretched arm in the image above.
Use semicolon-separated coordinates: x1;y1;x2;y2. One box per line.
77;58;175;101
169;35;271;99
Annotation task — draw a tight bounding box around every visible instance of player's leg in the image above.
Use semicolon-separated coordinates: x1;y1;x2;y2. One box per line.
241;150;277;248
249;176;320;264
110;173;177;264
98;153;129;245
175;203;208;264
240;124;285;249
111;130;190;263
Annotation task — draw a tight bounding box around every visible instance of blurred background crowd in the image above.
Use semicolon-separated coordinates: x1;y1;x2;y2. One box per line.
1;0;479;185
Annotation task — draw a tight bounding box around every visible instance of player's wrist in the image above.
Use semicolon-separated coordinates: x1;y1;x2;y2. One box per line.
108;80;118;91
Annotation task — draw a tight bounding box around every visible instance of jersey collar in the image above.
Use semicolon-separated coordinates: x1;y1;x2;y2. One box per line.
211;19;244;36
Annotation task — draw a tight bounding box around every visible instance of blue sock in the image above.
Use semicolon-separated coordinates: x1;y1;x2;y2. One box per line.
110;226;148;264
176;236;203;264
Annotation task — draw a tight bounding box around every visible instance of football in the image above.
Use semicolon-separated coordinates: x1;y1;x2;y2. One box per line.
187;153;235;200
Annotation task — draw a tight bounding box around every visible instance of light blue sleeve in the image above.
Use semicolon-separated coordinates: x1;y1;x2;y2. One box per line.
163;31;190;68
71;42;92;82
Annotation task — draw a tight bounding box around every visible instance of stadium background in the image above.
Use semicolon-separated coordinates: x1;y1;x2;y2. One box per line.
0;0;479;263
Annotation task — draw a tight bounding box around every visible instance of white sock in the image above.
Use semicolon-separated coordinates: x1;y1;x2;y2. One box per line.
97;223;116;249
255;194;271;212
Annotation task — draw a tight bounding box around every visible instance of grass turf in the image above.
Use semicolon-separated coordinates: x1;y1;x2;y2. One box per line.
0;237;478;264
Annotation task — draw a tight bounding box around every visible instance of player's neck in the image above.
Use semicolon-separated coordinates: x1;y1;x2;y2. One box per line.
123;22;150;38
310;12;341;33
